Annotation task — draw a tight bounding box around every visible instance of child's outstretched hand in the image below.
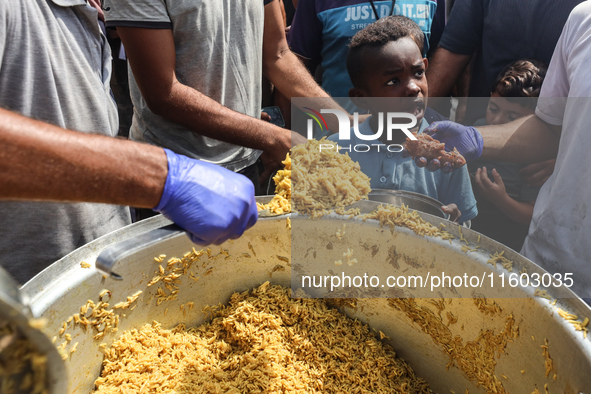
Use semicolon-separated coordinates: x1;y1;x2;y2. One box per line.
441;203;461;222
474;166;507;202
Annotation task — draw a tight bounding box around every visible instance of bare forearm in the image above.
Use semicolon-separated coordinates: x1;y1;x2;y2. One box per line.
265;50;327;100
478;115;560;163
117;26;291;154
0;109;167;208
264;50;349;131
152;82;290;152
262;1;350;132
263;0;326;101
493;195;534;225
426;48;471;98
267;47;353;126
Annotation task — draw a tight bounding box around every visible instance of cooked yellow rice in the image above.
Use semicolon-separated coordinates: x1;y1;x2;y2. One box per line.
257;154;292;214
363;203;454;239
0;324;48;394
94;283;431;393
291;138;371;217
389;298;519;394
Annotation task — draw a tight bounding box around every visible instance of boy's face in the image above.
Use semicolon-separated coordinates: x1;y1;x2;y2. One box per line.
485;92;535;125
350;37;428;124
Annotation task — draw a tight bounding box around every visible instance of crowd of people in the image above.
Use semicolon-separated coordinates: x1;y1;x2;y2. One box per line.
0;0;589;301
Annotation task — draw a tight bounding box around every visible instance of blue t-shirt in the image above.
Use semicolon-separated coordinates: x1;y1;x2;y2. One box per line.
327;116;478;222
288;0;440;100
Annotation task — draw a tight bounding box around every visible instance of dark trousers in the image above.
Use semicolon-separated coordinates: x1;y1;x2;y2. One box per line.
238;159;262;196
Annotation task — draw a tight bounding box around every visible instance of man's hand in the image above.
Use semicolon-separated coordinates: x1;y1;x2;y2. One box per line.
519;159;556;187
154;149;258;245
415;121;484;172
259;131;307;189
291;130;308;147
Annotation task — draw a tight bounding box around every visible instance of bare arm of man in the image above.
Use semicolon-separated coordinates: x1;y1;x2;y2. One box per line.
479;114;561;163
262;0;325;99
116;26;297;167
262;0;354;132
0;108;258;245
293;52;319;76
0;108;166;207
423;115;560;172
426;47;472;98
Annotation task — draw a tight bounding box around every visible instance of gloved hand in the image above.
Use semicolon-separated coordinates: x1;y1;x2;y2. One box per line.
418;121;484;172
154;149;258;245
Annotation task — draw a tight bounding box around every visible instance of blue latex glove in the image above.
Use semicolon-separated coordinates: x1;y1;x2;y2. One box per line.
154;149;258;245
418;120;484;172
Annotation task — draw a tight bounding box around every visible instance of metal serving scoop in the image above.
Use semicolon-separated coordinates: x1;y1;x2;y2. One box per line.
96;202;291;280
258;209;288;218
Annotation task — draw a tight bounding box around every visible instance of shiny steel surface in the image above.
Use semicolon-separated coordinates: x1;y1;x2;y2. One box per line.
20;200;591;393
0;267;67;394
96;224;183;280
369;188;448;218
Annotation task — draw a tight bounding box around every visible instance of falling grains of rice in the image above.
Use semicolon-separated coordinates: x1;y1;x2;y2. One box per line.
257;154;292;214
290;138;371;217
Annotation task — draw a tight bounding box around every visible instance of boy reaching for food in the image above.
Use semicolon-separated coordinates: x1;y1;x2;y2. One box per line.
328;16;477;224
469;60;549;250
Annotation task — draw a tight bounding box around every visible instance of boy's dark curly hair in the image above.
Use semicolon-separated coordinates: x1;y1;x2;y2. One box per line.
347;16;424;87
492;59;547;108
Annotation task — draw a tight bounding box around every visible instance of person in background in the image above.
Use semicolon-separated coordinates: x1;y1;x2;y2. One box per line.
284;0;296;26
426;0;571;203
103;0;339;203
469;60;548;251
328;16;477;224
0;1;257;285
0;108;258;281
288;0;446;111
0;0;132;284
415;1;591;300
426;0;584;125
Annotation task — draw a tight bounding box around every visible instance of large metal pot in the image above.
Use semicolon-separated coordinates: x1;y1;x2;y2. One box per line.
0;268;66;394
20;200;591;393
368;189;448;219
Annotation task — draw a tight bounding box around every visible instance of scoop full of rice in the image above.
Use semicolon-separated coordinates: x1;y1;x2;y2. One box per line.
291;138;371;217
257;154;292;215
